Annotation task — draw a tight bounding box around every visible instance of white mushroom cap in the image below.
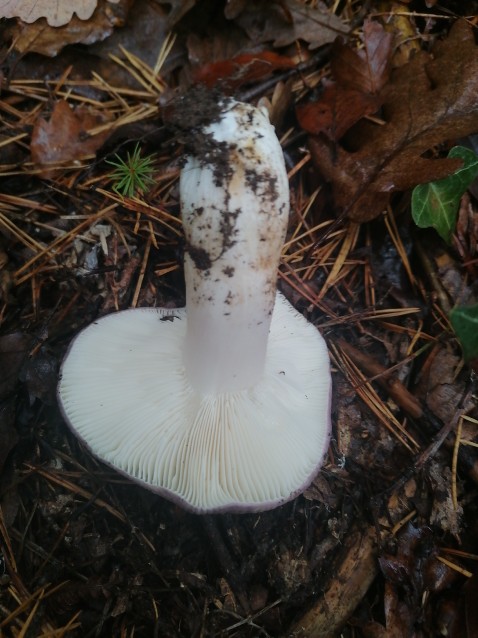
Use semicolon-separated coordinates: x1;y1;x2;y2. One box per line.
58;292;331;513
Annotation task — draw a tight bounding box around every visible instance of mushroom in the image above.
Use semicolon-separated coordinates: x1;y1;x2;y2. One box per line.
58;95;332;513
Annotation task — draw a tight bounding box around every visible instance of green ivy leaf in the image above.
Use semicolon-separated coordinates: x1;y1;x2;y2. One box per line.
449;303;478;361
411;146;478;243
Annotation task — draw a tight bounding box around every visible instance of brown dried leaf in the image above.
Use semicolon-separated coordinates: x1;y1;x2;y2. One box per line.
331;19;393;95
381;581;415;638
20;347;59;404
0;0;119;27
31;100;111;176
193;51;296;90
91;0;178;77
378;531;422;616
309;20;478;221
8;0;131;56
428;463;463;537
414;347;464;425
297;21;392;141
297;81;380;140
232;0;348;50
379;523;458;636
157;0;197;29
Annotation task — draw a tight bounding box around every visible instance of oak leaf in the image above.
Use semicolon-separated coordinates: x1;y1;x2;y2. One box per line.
331;19;393;95
231;0;348;50
7;0;130;56
309;20;478;222
297;20;393;141
0;0;119;27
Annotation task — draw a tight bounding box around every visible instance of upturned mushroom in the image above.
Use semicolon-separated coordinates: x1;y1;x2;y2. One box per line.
58;95;332;513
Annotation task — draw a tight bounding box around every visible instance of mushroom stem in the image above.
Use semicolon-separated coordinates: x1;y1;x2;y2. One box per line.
180;100;290;393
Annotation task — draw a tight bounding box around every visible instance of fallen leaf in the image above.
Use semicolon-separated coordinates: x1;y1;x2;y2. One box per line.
378;523;457;637
260;78;294;129
186;25;248;70
7;0;131;56
414;347;466;424
459;134;478;199
20;347;58;404
157;0;197;29
331;19;393;95
232;0;348;50
297;20;392;140
427;462;463;537
91;0;181;81
31;100;111;176
0;0;119;27
454;188;478;277
412;146;478;243
374;5;420;67
297;80;380;140
309;20;478;221
193;50;296;90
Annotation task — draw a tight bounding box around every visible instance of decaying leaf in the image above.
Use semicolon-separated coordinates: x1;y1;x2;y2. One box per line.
7;0;131;56
20;346;59;404
231;0;348;50
414;347;466;425
297;80;381;141
193;51;296;90
297;20;393;140
378;524;457;637
428;462;463;537
309;20;478;221
31;100;111;176
91;0;180;79
0;0;120;27
331;19;393;95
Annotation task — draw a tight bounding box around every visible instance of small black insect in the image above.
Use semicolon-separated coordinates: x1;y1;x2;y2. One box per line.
160;315;179;322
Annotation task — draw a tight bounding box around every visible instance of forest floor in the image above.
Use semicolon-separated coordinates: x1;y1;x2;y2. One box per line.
1;1;478;636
